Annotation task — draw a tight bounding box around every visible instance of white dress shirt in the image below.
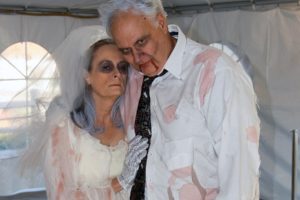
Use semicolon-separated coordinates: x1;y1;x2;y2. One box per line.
122;25;260;200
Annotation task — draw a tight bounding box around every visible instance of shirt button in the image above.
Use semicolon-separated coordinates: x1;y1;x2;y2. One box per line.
151;99;156;106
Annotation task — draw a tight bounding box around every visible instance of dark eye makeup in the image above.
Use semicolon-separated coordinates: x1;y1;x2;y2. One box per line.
98;60;129;74
117;61;129;74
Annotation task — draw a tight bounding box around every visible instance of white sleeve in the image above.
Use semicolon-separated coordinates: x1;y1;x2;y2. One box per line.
202;58;260;200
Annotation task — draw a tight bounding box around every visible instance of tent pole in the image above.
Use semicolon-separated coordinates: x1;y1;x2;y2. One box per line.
291;129;298;200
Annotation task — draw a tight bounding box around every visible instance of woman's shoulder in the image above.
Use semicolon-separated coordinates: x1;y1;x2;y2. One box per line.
49;114;81;139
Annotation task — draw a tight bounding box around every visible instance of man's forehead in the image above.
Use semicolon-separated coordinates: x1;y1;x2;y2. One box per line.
111;15;150;48
117;33;148;47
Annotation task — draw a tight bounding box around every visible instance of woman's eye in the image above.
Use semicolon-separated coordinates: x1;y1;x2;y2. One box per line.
99;61;113;73
117;62;129;74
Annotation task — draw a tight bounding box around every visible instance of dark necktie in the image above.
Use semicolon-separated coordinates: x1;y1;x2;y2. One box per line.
130;69;167;200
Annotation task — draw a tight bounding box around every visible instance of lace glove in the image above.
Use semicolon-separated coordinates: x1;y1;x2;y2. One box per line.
117;135;148;190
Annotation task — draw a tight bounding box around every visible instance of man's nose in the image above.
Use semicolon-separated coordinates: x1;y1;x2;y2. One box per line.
132;48;142;64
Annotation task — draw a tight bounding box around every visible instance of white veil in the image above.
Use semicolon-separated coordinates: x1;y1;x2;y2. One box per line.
20;25;109;176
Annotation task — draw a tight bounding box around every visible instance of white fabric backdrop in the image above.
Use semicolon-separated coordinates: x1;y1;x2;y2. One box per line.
1;7;300;200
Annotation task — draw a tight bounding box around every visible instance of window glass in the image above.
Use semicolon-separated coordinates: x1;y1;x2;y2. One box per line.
0;42;59;158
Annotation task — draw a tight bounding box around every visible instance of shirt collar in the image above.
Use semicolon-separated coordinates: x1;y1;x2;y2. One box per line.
164;24;187;79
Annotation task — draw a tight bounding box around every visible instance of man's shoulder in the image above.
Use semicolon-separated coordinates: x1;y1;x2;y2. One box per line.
185;38;210;55
183;40;240;75
184;38;223;64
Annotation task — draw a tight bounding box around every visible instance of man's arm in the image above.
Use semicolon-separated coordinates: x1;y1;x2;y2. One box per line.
202;56;260;199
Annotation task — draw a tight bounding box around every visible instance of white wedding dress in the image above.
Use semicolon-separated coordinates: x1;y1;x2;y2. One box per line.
44;116;130;200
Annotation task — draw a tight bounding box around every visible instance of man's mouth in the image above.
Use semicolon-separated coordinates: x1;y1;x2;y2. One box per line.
139;60;159;72
139;60;151;70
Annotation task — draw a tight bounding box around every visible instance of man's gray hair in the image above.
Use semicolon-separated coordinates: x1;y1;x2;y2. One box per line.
99;0;167;35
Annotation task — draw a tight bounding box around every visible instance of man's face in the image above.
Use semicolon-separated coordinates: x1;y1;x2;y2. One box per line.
110;11;171;77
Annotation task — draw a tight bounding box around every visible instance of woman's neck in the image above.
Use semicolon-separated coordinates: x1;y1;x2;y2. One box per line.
92;96;124;147
93;95;118;127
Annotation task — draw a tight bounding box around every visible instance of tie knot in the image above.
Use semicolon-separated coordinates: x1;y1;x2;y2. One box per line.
143;69;168;86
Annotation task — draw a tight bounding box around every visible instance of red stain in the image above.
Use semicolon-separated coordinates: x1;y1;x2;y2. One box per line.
163;104;177;123
194;49;221;106
246;126;259;143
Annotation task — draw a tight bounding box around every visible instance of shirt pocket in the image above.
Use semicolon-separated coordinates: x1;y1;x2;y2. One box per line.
160;98;208;171
160;97;205;141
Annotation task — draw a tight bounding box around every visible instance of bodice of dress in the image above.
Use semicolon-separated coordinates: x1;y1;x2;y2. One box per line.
44;117;129;200
78;133;128;187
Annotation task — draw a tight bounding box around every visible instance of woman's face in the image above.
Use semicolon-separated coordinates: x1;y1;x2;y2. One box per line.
86;44;129;101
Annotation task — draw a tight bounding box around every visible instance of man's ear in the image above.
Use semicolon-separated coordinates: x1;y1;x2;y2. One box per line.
156;13;168;33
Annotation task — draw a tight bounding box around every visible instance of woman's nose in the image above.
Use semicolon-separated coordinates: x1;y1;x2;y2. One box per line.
113;67;121;78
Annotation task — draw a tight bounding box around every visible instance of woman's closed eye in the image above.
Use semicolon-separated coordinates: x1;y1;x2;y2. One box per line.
98;60;129;74
98;61;114;73
117;61;129;74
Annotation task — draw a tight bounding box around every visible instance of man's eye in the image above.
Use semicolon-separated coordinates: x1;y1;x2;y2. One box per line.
121;48;131;55
137;39;146;47
138;39;145;45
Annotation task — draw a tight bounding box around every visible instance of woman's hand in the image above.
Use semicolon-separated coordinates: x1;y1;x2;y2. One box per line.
117;135;148;190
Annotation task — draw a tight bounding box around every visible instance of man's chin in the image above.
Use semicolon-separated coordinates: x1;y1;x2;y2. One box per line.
141;69;158;77
139;65;159;77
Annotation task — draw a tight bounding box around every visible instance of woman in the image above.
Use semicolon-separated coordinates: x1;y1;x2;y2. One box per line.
22;26;147;200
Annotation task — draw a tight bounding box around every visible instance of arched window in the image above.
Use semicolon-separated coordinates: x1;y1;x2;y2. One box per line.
0;42;59;158
210;42;253;79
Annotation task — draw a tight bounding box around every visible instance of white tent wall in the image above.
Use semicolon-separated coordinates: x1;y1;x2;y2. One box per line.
0;6;300;200
0;15;100;53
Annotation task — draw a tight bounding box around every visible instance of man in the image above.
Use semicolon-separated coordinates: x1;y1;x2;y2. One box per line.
100;0;260;199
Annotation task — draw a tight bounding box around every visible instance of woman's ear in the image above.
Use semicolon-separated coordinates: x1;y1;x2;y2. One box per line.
85;74;91;85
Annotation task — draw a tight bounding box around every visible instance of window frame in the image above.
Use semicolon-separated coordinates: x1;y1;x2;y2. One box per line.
0;41;58;158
